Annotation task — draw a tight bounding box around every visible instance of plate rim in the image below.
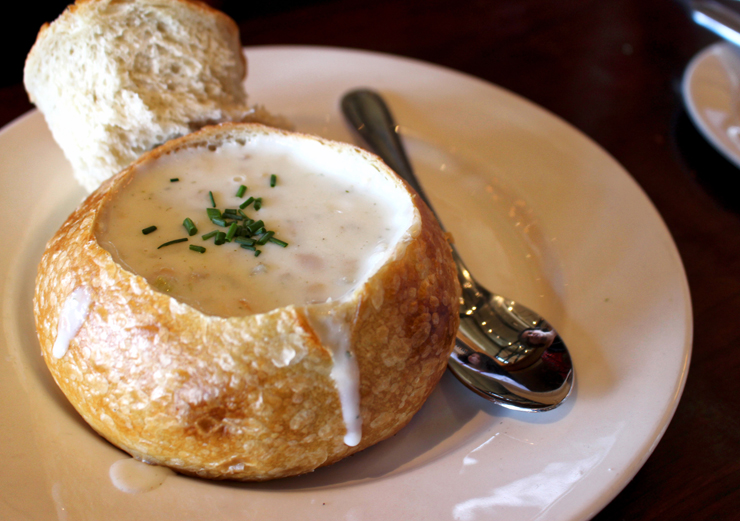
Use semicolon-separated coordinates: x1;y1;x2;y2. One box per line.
0;44;693;521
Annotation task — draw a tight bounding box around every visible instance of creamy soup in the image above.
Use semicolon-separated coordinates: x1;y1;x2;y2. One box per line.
95;133;415;318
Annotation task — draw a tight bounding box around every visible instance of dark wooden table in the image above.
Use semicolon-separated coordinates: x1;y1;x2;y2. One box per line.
3;0;738;519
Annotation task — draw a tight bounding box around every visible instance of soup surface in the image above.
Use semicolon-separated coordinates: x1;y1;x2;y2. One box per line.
95;135;414;317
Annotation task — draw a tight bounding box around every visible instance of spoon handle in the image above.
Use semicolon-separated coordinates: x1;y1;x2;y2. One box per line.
341;89;493;305
340;89;442;222
340;89;473;283
341;88;574;411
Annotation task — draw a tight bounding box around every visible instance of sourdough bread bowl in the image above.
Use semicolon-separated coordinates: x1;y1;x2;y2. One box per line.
24;0;288;192
34;123;461;481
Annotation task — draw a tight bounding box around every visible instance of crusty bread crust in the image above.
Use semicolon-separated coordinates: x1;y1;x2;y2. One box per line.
34;123;460;481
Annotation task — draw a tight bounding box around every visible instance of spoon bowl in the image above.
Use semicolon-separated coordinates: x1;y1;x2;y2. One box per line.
341;88;574;411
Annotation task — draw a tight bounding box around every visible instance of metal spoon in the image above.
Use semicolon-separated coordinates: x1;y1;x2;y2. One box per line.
341;89;574;411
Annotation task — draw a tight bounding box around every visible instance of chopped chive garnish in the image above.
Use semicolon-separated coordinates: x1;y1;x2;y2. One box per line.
223;209;244;220
257;231;275;245
247;220;264;233
157;238;188;249
225;222;238;242
207;209;227;227
235;237;255;246
183;217;197;236
268;237;288;247
147;180;285;258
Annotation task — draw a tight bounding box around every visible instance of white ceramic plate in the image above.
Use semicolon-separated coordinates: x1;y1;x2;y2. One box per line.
0;46;691;521
683;40;740;167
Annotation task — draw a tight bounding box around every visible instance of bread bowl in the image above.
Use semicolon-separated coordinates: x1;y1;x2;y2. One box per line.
24;0;288;193
34;123;460;480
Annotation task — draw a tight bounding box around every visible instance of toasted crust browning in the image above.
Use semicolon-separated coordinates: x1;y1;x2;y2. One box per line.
34;124;460;480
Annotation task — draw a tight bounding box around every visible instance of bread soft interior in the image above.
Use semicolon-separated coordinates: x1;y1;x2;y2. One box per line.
24;0;283;191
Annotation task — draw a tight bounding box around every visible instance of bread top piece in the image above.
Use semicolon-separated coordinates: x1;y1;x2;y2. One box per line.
24;0;272;192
